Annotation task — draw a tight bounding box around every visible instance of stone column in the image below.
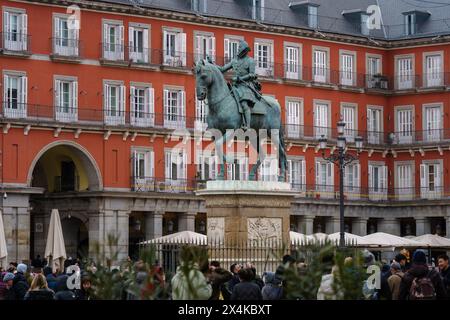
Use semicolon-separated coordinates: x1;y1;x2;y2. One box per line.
326;217;340;234
297;215;314;235
145;211;164;240
378;218;401;236
415;218;430;236
178;212;197;232
352;218;368;236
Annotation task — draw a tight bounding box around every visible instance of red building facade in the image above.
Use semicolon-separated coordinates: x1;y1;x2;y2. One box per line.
1;0;450;262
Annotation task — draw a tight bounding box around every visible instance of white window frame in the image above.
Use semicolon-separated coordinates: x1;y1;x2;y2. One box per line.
130;82;154;127
420;160;443;199
422;103;442;142
313;100;330;138
284;42;302;80
54;75;78;123
307;5;318;29
2;71;27;118
2;7;27;51
423;51;443;88
404;13;416;36
194;31;216;63
224;35;243;64
165;148;187;192
366;105;383;145
395;54;415;90
339;50;356;86
129;23;150;63
164;86;186;129
102;19;124;61
132;148;155;191
258;156;279;182
227;154;249;181
312;46;330;83
254;39;274;77
315;159;334;198
252;0;264;21
195;94;208;132
340;103;358;142
368;162;388;201
287;157;306;192
394;105;414;144
344;162;360;199
285;97;303;139
162;27;186;67
197;151;216;181
53;13;79;56
366;54;384;88
103;80;126;125
395;161;414;200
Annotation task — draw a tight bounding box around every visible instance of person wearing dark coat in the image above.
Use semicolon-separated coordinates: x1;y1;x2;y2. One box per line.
231;268;262;300
24;274;55;300
54;275;76;300
12;264;29;300
261;272;283;300
399;251;447;300
208;261;233;300
2;273;16;300
438;254;450;298
227;263;241;293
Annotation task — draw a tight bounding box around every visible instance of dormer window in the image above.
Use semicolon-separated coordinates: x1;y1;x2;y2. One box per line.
191;0;207;14
289;2;320;29
361;14;369;36
308;5;318;28
404;13;416;35
252;0;264;21
402;10;430;36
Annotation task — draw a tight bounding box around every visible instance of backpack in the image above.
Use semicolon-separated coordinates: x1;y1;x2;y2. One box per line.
409;271;436;300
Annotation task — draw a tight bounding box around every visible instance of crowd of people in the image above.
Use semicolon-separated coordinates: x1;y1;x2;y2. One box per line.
1;250;449;300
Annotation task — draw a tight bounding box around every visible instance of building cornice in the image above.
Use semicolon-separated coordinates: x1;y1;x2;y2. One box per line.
13;0;450;50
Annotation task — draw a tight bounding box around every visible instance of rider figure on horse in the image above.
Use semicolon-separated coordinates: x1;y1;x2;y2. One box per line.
217;40;262;130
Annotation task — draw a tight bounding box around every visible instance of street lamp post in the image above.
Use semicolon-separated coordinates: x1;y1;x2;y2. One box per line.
318;120;363;249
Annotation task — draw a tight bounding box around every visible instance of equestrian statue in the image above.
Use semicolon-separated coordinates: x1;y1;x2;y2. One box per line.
194;40;287;181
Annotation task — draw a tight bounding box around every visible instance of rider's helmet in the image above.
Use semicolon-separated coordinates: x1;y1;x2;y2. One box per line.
237;40;251;58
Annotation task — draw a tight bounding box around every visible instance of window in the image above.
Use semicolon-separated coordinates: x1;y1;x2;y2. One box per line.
396;163;413;200
285;45;301;80
224;38;240;64
340;52;355;86
252;0;264;21
163;29;187;67
132;149;154;191
195;94;208;131
54;16;79;56
315;160;334;196
195;33;216;62
104;83;125;125
227;156;248;181
191;0;207;13
129;26;149;63
341;104;356;141
423;104;442;142
361;14;369;36
102;22;124;60
3;73;27;118
313;49;328;82
308;5;318;28
55;78;77;122
3;9;27;51
396;56;414;89
164;88;185;129
344;163;360;199
130;85;154;127
259;157;278;182
368;164;387;200
395;107;413;144
420;162;442;199
314;102;329;138
165;150;187;192
424;54;443;87
367;107;382;144
254;41;273;76
366;56;385;89
405;13;416;35
288;158;306;191
286;99;302;139
197;152;216;181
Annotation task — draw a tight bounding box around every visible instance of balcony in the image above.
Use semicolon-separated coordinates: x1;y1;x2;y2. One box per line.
0;32;31;56
55;105;78;123
50;37;82;62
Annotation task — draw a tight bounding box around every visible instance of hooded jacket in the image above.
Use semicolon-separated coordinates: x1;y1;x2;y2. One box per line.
399;263;447;300
12;272;29;300
171;264;212;300
261;272;283;300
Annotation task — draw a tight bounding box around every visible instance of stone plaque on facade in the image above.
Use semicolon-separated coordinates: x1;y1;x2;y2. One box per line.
247;217;282;242
207;217;224;243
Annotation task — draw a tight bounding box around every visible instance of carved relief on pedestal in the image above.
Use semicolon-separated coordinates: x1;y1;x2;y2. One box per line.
247;217;282;242
207;217;225;243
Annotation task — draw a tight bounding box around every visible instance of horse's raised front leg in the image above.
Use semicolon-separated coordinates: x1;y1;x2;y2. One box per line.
249;136;264;181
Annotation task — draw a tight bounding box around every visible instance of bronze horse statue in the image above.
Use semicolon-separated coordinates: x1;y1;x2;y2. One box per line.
194;59;287;181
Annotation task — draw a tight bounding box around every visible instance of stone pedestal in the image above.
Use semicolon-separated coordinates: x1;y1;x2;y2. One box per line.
196;180;295;245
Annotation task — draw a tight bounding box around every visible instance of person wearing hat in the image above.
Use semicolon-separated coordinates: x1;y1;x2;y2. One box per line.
394;253;408;272
399;251;446;300
10;263;29;300
387;262;404;300
2;272;16;300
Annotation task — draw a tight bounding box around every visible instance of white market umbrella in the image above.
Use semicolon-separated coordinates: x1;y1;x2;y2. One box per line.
306;232;328;244
0;210;7;269
327;232;371;246
44;209;67;272
289;231;308;245
139;230;207;245
362;232;422;248
411;234;450;248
